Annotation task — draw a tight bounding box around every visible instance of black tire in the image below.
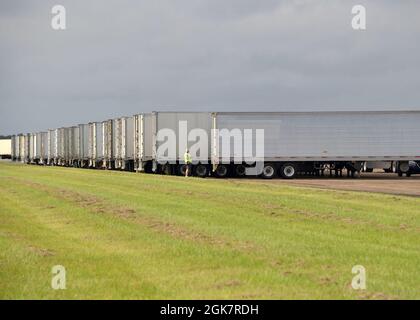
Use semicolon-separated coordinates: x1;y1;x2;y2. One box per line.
280;163;297;179
215;164;229;178
235;164;246;177
195;164;208;178
178;164;185;175
366;168;373;173
398;162;410;173
406;172;412;177
261;163;276;179
350;170;361;178
398;172;403;177
178;164;190;176
162;163;172;175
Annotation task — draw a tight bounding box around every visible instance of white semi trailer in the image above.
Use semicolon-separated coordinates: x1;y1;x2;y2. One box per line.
0;139;11;159
88;122;104;168
101;119;113;169
134;110;420;178
209;111;420;178
113;116;135;171
78;124;90;167
47;129;58;165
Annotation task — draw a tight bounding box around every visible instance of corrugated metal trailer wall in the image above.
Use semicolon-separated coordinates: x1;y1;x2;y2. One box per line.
57;128;65;165
16;135;20;160
19;134;25;162
134;113;153;172
113;118;122;169
40;132;48;164
114;118;123;169
113;116;135;170
65;127;70;165
16;135;21;161
96;122;104;166
28;133;35;163
27;134;32;162
20;134;29;163
35;132;42;163
13;136;17;160
26;133;31;163
88;122;103;167
88;123;96;167
61;127;70;166
56;128;62;164
112;118;119;168
114;117;123;169
66;127;72;164
123;116;135;170
78;124;89;167
24;133;31;163
212;111;420;162
65;127;71;165
145;112;212;175
69;126;80;166
10;136;14;160
47;129;58;165
102;120;113;169
11;136;16;160
151;112;212;169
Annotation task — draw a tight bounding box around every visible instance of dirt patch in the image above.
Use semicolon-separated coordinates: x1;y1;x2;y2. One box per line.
358;291;397;300
214;280;242;289
28;245;55;257
0;231;25;241
0;231;55;257
259;193;419;233
319;276;338;286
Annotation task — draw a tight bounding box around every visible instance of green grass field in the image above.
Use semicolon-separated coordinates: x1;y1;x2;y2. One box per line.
0;161;419;299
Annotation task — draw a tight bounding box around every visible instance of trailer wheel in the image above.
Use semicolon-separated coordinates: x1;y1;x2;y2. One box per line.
261;163;276;179
178;164;188;176
280;163;297;179
235;165;246;177
215;164;229;178
195;164;208;178
398;162;410;173
162;163;172;175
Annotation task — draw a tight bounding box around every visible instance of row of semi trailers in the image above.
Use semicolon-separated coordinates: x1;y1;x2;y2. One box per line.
10;110;420;179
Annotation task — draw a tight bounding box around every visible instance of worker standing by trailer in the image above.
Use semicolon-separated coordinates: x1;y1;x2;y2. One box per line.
184;149;192;177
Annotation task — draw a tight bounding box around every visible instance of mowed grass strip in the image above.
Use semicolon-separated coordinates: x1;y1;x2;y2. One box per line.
0;162;419;299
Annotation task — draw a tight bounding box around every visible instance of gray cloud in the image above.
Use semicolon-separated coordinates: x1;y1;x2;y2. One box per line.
1;0;420;134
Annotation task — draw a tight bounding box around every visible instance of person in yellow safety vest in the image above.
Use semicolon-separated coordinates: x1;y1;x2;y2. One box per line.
184;149;192;177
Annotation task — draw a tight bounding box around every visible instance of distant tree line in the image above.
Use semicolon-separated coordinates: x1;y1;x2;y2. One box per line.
0;135;12;139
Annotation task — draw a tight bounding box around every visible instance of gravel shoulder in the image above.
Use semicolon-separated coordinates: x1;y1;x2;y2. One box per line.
237;173;420;197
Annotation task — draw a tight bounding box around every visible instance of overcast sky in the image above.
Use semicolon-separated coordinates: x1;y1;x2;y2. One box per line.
1;0;420;134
